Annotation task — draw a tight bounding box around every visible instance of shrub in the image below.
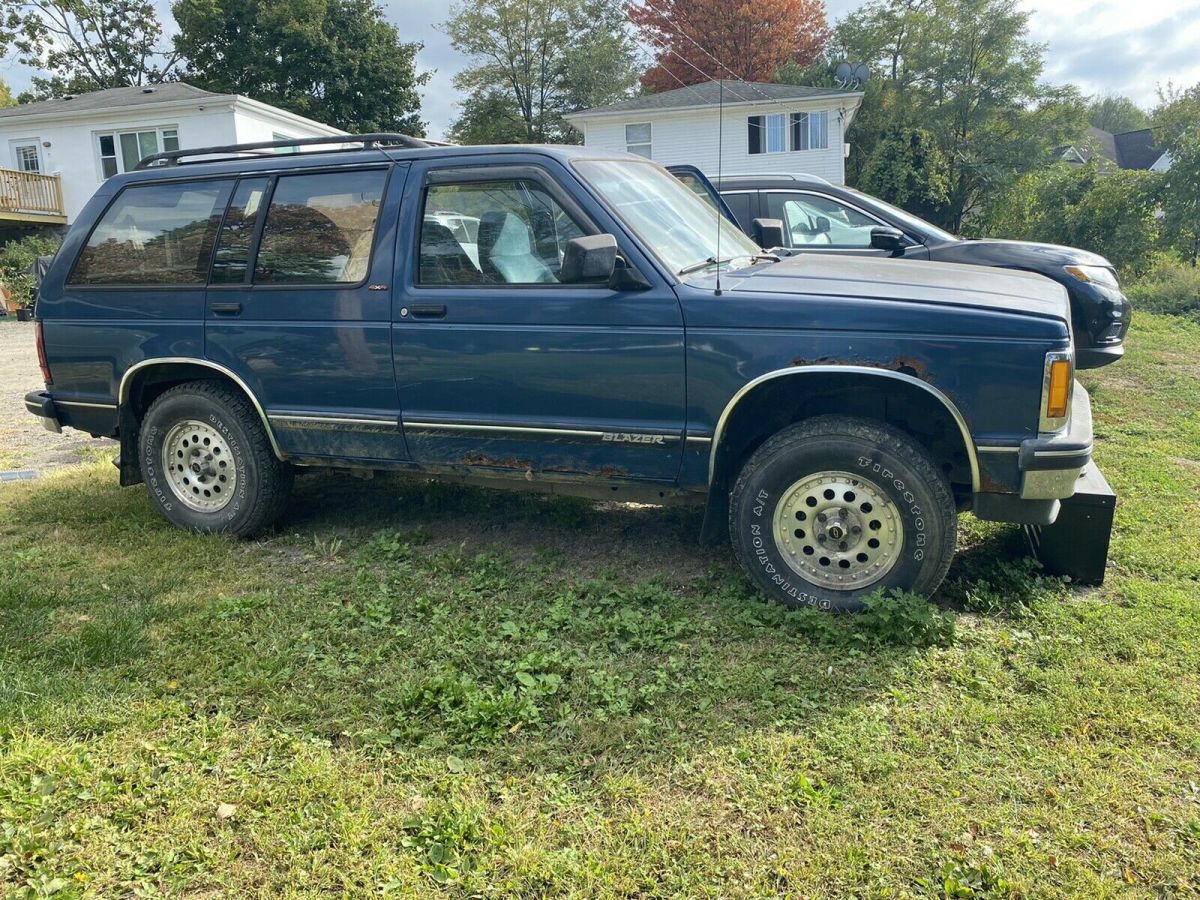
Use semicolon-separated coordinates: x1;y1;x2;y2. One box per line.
1125;256;1200;322
970;161;1162;273
0;232;62;308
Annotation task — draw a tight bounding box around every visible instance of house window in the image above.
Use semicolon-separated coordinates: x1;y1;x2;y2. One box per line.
95;126;180;178
12;143;41;173
625;123;652;158
790;111;829;151
272;132;298;154
748;114;788;154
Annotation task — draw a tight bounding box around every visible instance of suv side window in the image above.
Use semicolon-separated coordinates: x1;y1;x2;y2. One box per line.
69;180;232;285
210;177;269;285
764;191;880;249
253;169;387;285
419;179;585;286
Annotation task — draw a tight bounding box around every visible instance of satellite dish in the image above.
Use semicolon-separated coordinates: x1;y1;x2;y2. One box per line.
834;61;871;89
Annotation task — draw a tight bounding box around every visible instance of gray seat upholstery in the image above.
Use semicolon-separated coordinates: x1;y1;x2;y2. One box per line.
477;211;556;284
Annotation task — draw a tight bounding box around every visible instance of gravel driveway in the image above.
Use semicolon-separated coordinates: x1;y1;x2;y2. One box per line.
0;319;115;475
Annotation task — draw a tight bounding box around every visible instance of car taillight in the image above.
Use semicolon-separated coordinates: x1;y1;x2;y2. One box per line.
35;320;52;385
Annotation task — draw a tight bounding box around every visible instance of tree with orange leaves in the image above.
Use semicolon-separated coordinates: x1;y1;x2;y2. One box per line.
628;0;830;93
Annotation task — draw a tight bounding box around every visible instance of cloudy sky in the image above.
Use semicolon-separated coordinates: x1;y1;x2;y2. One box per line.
1;0;1197;140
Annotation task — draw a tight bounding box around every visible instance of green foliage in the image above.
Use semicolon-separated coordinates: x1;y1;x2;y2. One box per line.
171;0;427;133
1159;127;1200;265
838;0;1087;231
1087;93;1149;134
444;0;640;144
0;232;61;307
0;0;177;99
970;160;1162;272
1125;256;1200;321
856;590;957;647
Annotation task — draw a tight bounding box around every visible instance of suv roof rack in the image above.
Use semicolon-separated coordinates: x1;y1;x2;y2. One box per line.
135;132;446;170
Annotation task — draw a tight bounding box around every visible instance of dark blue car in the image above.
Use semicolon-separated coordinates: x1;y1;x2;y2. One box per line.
26;137;1099;611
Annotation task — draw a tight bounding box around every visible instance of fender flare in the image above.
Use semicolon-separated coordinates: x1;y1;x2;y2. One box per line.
707;365;981;493
119;358;286;461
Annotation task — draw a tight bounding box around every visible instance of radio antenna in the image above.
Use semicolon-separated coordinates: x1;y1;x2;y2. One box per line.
714;77;723;297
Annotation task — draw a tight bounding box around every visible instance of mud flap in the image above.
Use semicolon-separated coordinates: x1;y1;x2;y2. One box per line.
1023;464;1115;585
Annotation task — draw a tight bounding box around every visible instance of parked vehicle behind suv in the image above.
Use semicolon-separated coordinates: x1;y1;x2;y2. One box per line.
669;169;1131;369
27;136;1101;612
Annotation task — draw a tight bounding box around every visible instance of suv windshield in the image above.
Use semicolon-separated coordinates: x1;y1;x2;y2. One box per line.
575;159;762;276
845;188;958;244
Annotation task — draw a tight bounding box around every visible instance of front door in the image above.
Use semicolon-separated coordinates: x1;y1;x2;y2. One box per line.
204;164;410;462
392;159;686;483
763;190;926;258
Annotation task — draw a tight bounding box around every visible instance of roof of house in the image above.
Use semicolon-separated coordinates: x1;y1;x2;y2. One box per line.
1112;128;1164;170
0;83;221;120
565;81;862;119
1062;125;1166;171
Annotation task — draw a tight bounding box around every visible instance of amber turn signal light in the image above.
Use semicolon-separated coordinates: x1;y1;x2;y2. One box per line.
1045;358;1071;419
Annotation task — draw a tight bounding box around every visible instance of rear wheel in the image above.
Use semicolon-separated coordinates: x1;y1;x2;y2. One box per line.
729;415;956;612
139;382;292;537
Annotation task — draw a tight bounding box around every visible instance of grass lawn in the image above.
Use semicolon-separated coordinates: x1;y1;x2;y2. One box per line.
2;313;1198;897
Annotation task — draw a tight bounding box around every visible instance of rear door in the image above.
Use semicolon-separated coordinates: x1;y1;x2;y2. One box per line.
204;163;410;462
392;158;687;483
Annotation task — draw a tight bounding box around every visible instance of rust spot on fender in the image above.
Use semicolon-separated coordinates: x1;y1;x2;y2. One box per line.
788;355;932;382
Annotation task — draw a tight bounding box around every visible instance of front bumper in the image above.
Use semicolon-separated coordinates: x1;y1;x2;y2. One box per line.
1018;381;1094;501
24;391;62;433
974;381;1096;526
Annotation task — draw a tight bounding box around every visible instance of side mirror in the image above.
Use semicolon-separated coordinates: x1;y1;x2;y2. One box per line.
870;226;906;255
752;217;785;249
561;234;617;283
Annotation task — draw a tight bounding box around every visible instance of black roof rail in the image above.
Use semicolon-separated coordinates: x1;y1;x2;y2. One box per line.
135;132;443;170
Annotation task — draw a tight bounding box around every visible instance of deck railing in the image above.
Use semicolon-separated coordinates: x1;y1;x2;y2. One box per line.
0;168;65;218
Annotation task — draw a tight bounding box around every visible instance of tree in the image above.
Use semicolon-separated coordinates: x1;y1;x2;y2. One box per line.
172;0;427;134
0;0;177;99
838;0;1085;231
0;77;15;106
1087;93;1148;134
1151;82;1200;147
444;0;640;144
446;90;528;144
629;0;829;92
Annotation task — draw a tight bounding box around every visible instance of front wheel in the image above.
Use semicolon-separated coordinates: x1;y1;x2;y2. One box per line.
139;381;292;537
729;416;956;612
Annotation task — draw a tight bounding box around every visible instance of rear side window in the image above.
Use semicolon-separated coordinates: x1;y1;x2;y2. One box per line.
210;177;269;285
253;170;386;285
70;180;231;285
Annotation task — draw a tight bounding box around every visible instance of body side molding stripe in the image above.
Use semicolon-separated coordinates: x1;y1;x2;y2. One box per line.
707;365;981;493
118;358;286;460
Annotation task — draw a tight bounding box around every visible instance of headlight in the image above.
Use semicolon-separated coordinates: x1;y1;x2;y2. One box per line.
1040;351;1073;433
1064;264;1119;289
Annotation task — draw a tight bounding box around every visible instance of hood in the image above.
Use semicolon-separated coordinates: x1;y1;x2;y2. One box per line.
930;238;1113;271
720;254;1071;322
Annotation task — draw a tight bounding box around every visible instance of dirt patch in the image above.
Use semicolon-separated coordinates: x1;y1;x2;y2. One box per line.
0;319;115;474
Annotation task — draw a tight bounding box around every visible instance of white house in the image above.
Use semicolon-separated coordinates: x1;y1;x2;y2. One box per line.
563;81;865;185
0;82;346;228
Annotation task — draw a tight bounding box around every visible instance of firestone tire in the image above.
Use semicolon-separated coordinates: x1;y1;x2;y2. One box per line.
139;381;292;537
729;415;956;613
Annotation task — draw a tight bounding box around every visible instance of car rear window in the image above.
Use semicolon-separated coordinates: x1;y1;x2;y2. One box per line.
69;180;232;286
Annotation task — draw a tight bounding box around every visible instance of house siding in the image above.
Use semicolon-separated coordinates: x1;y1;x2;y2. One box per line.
573;101;853;184
0;99;342;224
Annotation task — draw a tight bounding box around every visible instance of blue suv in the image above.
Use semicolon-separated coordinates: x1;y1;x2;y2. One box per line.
25;135;1099;611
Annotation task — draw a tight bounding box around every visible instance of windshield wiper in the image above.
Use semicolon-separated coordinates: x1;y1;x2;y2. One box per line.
678;257;724;276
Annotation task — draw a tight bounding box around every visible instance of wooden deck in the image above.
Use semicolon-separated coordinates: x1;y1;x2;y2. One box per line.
0;168;66;225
